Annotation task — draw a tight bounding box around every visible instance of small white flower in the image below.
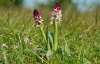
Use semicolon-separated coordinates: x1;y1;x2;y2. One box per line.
24;37;29;42
2;44;8;48
29;42;32;45
14;45;18;49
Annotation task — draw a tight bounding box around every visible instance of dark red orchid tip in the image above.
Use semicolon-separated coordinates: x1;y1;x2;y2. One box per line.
54;2;61;11
33;9;43;27
33;9;38;16
33;9;40;16
33;9;40;20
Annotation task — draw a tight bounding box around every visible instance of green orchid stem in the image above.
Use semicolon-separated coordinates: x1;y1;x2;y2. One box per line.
53;22;58;51
2;47;8;64
40;27;47;45
47;36;51;50
40;27;50;50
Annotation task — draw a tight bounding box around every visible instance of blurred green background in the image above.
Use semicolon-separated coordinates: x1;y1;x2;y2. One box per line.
0;0;23;6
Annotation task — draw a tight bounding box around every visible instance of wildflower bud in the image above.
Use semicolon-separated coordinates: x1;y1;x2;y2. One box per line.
24;37;29;42
14;45;18;49
33;9;43;27
2;44;8;48
51;2;62;24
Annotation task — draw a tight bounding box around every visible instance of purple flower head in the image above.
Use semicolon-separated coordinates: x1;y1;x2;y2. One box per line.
33;9;43;27
54;2;61;14
50;2;62;24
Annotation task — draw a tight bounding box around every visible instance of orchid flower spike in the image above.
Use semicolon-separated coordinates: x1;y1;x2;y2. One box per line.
50;2;62;24
33;9;43;27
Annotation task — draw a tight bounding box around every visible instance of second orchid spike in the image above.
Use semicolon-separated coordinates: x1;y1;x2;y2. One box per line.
50;2;62;24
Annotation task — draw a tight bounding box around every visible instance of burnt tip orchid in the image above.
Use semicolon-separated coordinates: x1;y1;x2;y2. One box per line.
54;2;61;12
50;2;62;24
33;9;43;27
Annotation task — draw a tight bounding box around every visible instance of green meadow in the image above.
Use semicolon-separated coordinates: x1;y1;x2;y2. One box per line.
0;1;100;64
